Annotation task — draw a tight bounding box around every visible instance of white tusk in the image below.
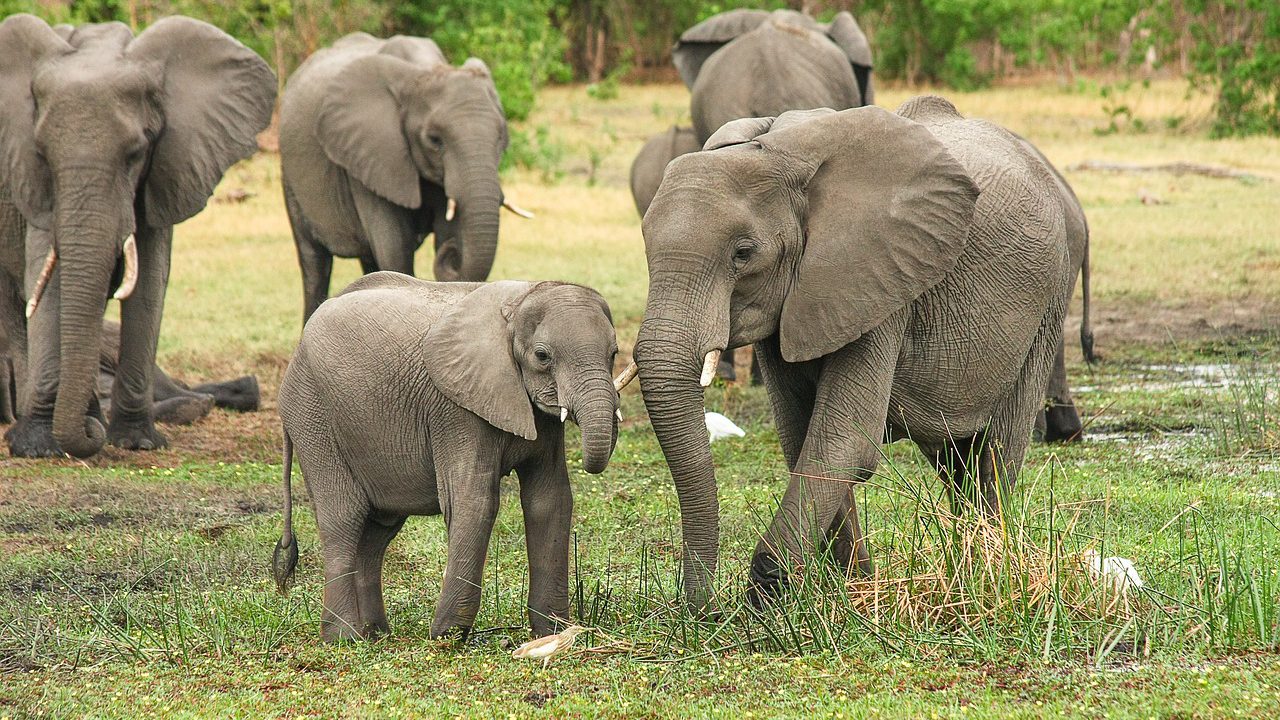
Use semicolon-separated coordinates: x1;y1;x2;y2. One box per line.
560;407;568;423
501;199;534;219
613;360;638;392
113;235;138;301
25;247;58;319
445;197;457;222
700;349;721;388
616;408;623;422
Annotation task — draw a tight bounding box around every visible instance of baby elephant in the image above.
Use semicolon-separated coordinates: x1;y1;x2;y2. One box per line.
272;272;630;642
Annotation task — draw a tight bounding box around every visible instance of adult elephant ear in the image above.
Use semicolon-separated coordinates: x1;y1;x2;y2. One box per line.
0;15;71;229
672;9;771;89
826;12;874;105
422;281;539;441
127;17;276;227
314;53;422;209
753;107;979;363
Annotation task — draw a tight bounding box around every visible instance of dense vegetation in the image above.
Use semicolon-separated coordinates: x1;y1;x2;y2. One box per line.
2;0;1275;134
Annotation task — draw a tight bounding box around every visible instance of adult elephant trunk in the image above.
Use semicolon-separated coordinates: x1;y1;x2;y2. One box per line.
438;150;502;282
570;374;618;475
51;222;119;458
633;322;721;611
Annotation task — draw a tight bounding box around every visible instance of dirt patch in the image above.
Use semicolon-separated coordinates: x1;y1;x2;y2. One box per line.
1063;297;1280;362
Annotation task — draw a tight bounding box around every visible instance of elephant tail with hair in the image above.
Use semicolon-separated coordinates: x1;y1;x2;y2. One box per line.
1079;225;1096;365
272;430;300;594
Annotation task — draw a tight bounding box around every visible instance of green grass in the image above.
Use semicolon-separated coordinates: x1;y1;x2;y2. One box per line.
3;80;1280;717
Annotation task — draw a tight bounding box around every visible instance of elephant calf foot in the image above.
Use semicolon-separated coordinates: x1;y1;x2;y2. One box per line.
153;394;215;426
745;552;789;609
192;375;260;413
107;415;169;451
4;414;63;458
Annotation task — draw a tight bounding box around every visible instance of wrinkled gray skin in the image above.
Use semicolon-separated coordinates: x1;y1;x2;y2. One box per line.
675;9;874;145
273;273;621;642
633;99;1073;610
1016;136;1096;443
0;16;274;458
671;9;873;380
0;316;259;427
280;33;512;324
630;126;701;218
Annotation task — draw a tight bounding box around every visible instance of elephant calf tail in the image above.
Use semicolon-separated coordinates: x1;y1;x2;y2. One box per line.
1079;228;1097;364
272;430;300;594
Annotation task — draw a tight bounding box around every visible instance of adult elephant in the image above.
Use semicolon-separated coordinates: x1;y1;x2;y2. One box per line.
280;33;530;323
0;16;275;458
630;126;700;217
670;8;873;381
674;9;873;145
622;99;1073;609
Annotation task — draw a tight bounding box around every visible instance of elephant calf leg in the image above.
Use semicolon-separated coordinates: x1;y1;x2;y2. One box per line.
821;490;873;577
355;513;406;637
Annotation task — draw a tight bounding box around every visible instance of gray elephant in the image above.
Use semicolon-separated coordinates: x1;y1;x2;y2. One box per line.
272;272;629;641
280;32;531;324
630;126;700;217
621;99;1073;609
674;9;874;145
0;16;275;458
0;317;259;427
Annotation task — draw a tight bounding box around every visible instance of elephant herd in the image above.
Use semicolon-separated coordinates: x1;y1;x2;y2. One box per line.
0;9;1099;641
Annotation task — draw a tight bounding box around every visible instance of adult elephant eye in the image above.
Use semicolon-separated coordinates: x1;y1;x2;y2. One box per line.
535;348;551;364
427;134;444;150
733;245;754;264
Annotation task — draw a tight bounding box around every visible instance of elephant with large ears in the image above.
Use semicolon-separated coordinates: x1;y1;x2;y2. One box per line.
0;16;275;458
622;99;1073;610
273;273;629;641
280;33;531;324
674;9;873;146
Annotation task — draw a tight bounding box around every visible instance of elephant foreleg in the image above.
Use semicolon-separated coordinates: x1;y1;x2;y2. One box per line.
431;442;502;639
352;183;417;277
754;334;818;471
109;225;170;451
748;323;903;604
516;447;573;637
6;227;63;457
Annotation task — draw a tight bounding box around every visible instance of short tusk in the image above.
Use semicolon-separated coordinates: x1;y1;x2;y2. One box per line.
700;349;721;388
445;197;457;222
113;235;138;301
25;247;58;319
616;408;623;422
613;360;638;392
501;199;534;219
560;407;568;423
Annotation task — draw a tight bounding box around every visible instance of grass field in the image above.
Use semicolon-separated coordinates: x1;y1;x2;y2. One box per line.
2;80;1279;718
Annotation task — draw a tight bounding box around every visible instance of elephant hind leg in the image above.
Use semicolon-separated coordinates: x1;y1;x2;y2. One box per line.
1041;339;1083;442
821;490;873;577
307;454;373;642
355;512;406;637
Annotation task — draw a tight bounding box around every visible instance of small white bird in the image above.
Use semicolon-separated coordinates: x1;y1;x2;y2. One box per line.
512;625;587;669
1083;550;1145;593
705;411;745;441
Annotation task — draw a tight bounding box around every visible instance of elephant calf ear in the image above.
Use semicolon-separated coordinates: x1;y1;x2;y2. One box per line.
422;282;538;441
127;17;276;228
827;12;873;104
758;107;979;363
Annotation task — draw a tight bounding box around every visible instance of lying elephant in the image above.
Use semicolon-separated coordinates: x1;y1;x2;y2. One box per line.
625;99;1075;608
273;273;628;641
0;319;259;426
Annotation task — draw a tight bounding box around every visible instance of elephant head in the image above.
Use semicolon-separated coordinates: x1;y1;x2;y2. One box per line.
0;15;274;458
423;281;621;474
672;9;874;104
629;126;701;217
629;107;978;607
315;43;512;281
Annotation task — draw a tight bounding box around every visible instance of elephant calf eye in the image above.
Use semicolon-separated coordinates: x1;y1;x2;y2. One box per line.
733;246;754;264
427;134;444;150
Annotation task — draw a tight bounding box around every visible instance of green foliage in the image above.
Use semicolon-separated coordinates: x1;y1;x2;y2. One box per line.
396;0;567;121
1180;0;1280;136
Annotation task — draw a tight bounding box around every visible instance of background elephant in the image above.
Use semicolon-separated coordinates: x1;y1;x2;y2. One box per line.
273;273;625;641
630;126;700;217
674;9;874;145
281;32;529;324
0;15;274;458
0;317;259;428
626;100;1073;609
